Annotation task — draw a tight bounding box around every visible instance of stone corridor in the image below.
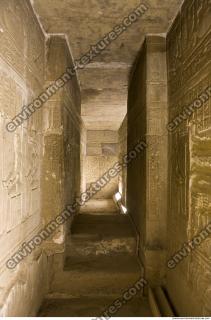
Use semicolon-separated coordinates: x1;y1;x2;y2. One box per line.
0;0;211;317
39;213;151;317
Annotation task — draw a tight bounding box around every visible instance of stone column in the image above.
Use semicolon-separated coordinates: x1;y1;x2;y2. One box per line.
127;34;168;286
144;35;168;286
42;36;81;254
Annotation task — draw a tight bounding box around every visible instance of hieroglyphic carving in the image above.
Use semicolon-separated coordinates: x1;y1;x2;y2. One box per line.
0;0;45;315
84;130;119;200
0;67;42;233
167;0;211;314
41;36;81;240
128;35;168;285
0;253;47;317
0;68;24;234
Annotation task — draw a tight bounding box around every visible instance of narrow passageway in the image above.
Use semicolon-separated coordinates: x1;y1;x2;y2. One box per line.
39;212;151;317
0;0;210;317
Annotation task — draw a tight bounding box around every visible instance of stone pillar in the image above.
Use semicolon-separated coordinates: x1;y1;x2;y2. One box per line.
42;36;81;254
127;34;168;286
118;115;127;206
80;122;87;195
144;35;168;285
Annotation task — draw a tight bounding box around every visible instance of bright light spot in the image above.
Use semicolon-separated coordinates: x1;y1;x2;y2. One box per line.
119;181;123;194
115;192;122;202
121;205;127;214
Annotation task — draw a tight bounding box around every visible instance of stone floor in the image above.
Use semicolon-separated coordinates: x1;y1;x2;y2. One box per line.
39;297;151;317
38;213;152;317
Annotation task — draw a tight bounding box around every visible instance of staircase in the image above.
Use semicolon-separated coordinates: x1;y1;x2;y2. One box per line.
38;212;152;317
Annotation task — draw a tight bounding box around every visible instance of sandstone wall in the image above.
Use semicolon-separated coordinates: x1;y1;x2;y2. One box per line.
0;1;81;316
118;116;127;206
84;130;119;199
80;122;87;196
127;42;147;237
0;0;47;315
127;35;168;285
166;0;211;316
42;36;81;252
79;129;119;213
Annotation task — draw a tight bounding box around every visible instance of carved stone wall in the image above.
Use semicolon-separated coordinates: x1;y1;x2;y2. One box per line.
127;41;147;247
0;252;47;317
0;0;47;315
127;35;168;286
118;115;127;206
79;129;119;213
0;2;81;316
166;0;211;316
84;130;119;199
42;36;81;251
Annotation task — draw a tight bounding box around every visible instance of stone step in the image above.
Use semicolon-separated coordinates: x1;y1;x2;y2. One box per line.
38;296;152;317
66;214;136;256
51;254;143;296
79;199;117;214
66;237;136;256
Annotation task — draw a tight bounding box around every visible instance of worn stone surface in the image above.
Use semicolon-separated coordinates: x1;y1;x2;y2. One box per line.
31;0;183;130
39;212;149;316
41;36;81;253
82;130;119;203
38;296;151;317
80;122;87;198
80;199;118;214
0;0;47;316
66;214;136;256
118;115;127;205
166;0;211;316
0;1;81;316
127;35;168;286
1;0;210;317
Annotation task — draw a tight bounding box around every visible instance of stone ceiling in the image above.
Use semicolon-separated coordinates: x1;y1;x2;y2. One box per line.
31;0;183;130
